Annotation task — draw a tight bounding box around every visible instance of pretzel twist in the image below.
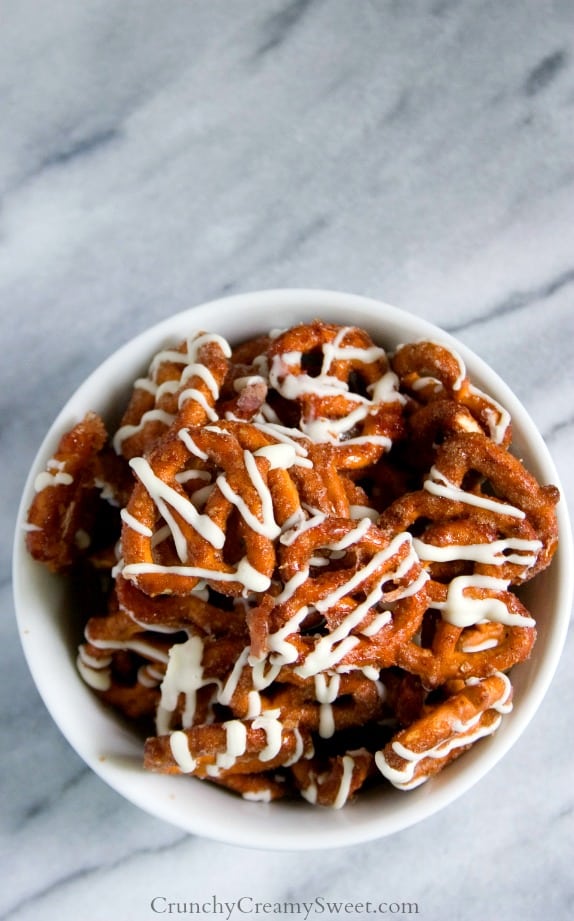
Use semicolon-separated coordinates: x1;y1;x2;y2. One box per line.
114;332;232;459
378;488;544;586
121;420;305;596
143;718;315;778
427;432;559;579
267;321;405;469
394;580;536;688
391;341;512;445
376;672;513;789
25;412;109;572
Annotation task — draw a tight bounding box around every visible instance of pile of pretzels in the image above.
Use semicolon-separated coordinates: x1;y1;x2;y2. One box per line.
25;320;559;806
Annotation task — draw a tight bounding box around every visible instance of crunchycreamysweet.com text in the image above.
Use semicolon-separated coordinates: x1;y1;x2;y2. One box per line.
150;895;420;918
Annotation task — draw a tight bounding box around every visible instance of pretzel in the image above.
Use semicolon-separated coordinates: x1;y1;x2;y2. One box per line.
25;412;110;572
291;748;375;807
143;715;314;778
424;432;559;579
378;489;544;586
147;618;387;738
266;320;405;469
120;420;307;597
394;579;536;688
391;340;512;445
78;588;171;721
400;399;485;472
113;332;232;459
24;319;560;808
115;574;249;639
379;668;426;726
375;671;513;789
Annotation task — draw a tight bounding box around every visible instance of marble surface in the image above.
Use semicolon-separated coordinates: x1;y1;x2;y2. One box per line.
2;1;574;919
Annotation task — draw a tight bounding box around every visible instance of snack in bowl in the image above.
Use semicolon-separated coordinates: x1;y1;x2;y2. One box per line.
23;315;560;811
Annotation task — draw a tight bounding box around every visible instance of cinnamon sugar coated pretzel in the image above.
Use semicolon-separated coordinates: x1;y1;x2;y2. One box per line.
25;321;560;808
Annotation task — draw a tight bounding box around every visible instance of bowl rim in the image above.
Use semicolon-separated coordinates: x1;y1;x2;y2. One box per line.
12;287;573;849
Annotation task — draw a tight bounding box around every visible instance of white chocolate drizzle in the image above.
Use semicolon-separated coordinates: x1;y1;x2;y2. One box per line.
156;636;214;734
333;754;356;809
76;646;112;691
215;450;281;539
413;536;542;568
112;409;175;454
424;467;525;519
206;720;248;776
293;532;424;679
128;456;225;555
251;709;283;762
314;673;341;738
435;575;536;628
34;459;73;492
122;558;271;594
169;730;197;773
120;508;154;538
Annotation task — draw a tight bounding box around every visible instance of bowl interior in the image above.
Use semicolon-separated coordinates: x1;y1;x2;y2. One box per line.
13;289;573;849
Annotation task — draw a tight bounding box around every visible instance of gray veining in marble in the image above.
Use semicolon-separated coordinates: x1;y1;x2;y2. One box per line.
2;2;573;919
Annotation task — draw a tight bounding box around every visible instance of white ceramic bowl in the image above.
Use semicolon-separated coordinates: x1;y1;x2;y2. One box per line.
13;289;573;850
